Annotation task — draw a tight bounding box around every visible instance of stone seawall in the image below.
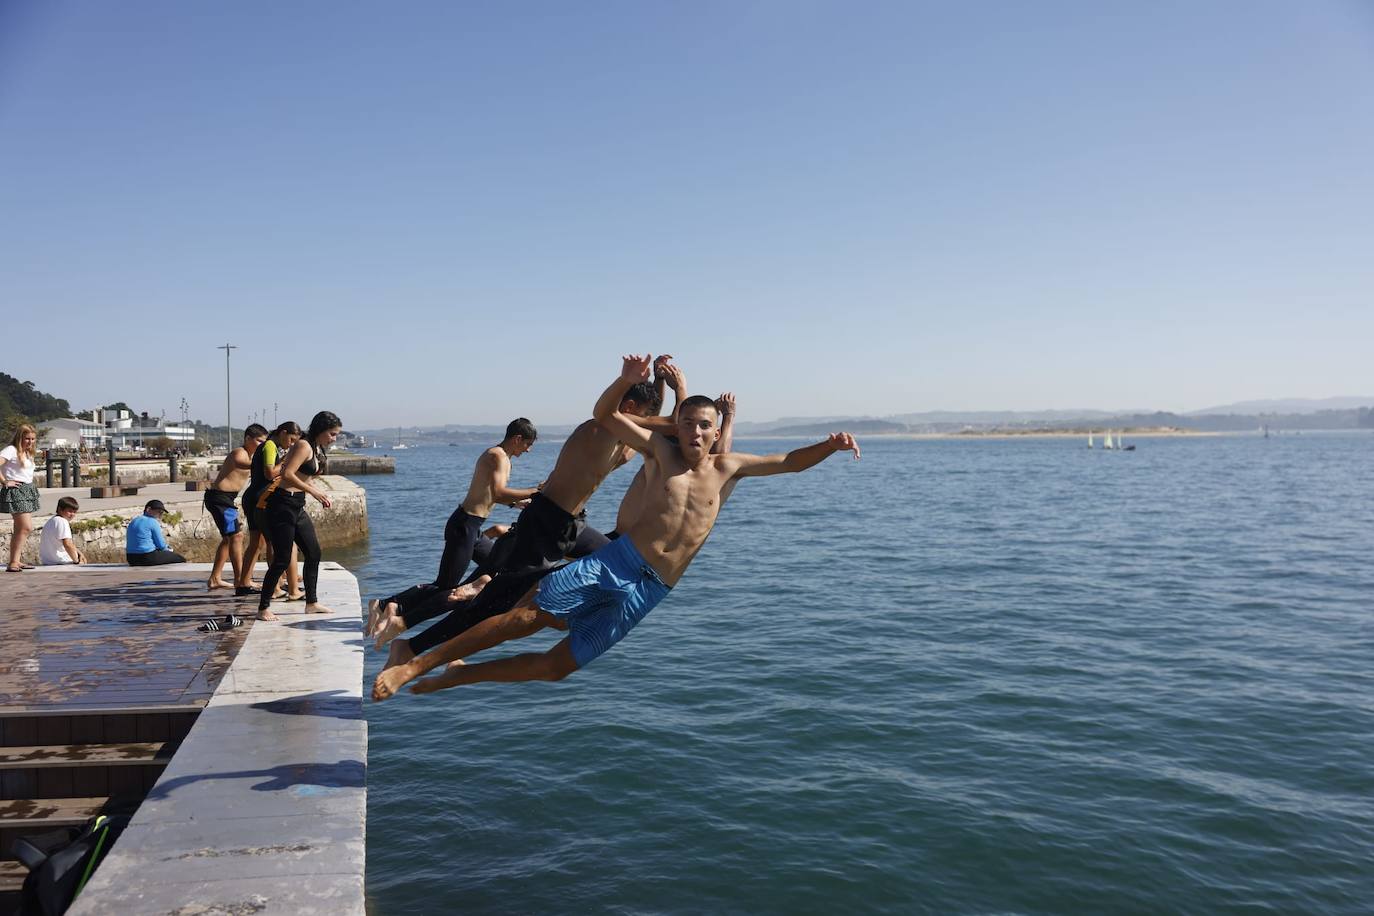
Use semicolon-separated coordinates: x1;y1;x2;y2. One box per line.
0;476;368;565
328;455;395;475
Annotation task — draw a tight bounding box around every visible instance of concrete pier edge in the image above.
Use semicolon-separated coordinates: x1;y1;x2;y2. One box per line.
66;562;366;915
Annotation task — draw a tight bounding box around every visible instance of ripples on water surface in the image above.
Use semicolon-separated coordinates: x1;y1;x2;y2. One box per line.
342;433;1374;913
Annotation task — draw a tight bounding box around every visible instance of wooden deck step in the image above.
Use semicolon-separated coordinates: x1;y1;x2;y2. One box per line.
1;798;107;861
0;798;107;827
0;744;169;770
0;709;200;748
0;858;26;891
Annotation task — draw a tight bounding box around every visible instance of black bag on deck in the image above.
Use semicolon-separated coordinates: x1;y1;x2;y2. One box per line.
11;802;133;916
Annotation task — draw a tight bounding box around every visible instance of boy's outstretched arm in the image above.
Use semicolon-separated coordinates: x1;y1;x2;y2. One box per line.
729;432;860;478
593;354;656;453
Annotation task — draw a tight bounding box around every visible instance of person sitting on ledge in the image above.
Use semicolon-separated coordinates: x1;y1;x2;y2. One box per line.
126;499;187;566
39;496;86;565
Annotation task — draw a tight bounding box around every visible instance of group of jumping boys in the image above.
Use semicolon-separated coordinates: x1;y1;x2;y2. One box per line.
368;354;859;701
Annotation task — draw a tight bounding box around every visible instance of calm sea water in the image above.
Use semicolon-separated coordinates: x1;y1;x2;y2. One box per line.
339;433;1374;914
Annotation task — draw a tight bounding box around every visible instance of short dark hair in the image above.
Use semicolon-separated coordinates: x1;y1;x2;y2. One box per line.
505;418;537;442
274;420;302;438
679;395;719;419
57;496;79;513
244;423;268;440
623;381;662;414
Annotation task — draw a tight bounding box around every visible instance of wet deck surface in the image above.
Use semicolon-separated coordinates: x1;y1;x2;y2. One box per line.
0;566;250;713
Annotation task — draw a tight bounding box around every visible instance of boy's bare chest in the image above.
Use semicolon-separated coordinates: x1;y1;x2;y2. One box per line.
658;465;725;515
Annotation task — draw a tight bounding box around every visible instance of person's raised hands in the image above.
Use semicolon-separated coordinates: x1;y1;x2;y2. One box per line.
715;392;735;418
828;432;861;460
658;360;686;393
621;354;652;383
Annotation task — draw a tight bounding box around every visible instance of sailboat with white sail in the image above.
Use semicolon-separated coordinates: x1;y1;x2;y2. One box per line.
1088;431;1095;448
1103;431;1115;450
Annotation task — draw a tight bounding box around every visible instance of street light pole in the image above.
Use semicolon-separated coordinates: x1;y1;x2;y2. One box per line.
217;343;237;453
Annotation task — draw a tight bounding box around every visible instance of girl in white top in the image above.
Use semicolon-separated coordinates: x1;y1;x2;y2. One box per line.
1;424;40;572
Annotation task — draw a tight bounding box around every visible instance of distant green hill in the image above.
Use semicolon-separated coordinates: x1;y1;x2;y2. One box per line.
0;372;71;438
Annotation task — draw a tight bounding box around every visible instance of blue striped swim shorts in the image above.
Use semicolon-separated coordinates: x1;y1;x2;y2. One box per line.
535;534;671;668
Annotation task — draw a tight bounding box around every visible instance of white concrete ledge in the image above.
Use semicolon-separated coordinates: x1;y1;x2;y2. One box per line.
69;563;366;915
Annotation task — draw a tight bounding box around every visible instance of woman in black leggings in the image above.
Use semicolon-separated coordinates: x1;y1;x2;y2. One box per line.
258;410;341;621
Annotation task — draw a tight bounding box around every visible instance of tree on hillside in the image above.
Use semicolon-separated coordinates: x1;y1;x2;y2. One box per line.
0;372;71;425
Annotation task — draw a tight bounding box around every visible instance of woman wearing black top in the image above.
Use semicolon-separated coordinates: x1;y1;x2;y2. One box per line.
258;411;341;621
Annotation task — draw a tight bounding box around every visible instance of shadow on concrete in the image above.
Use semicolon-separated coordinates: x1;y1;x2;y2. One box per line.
148;759;365;798
282;617;367;648
61;581;248;618
250;689;362;721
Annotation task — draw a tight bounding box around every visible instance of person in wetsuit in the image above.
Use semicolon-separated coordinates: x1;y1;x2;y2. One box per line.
257;411;340;621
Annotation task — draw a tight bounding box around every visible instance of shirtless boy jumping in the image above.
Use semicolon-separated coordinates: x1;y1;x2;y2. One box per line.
371;355;858;700
366;418;541;638
205;423;268;591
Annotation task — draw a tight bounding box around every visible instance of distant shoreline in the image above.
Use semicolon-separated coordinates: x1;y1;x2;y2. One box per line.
730;428;1219;441
349;428;1368;449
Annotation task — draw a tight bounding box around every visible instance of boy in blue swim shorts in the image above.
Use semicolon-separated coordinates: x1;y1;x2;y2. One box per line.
373;355;859;701
204;424;267;591
535;533;671;667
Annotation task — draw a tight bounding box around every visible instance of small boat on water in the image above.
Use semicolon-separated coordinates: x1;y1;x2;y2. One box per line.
1103;431;1115;450
1120;431;1135;451
1087;431;1095;448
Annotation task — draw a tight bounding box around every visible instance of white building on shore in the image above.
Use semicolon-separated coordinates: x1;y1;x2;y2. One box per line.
37;409;196;452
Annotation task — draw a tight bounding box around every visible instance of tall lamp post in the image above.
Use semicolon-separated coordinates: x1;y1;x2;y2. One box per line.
217;343;237;453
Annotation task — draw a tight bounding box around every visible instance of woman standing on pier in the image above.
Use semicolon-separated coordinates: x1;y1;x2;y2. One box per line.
257;411;341;620
1;424;39;572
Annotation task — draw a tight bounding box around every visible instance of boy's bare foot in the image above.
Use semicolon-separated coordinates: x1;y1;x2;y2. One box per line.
257;608;279;622
207;579;233;591
372;642;416;701
411;660;466;695
446;575;491;604
305;602;333;615
372;611;406;652
365;599;383;636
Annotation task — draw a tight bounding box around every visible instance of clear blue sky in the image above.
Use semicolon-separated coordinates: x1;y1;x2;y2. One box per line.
2;1;1371;428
